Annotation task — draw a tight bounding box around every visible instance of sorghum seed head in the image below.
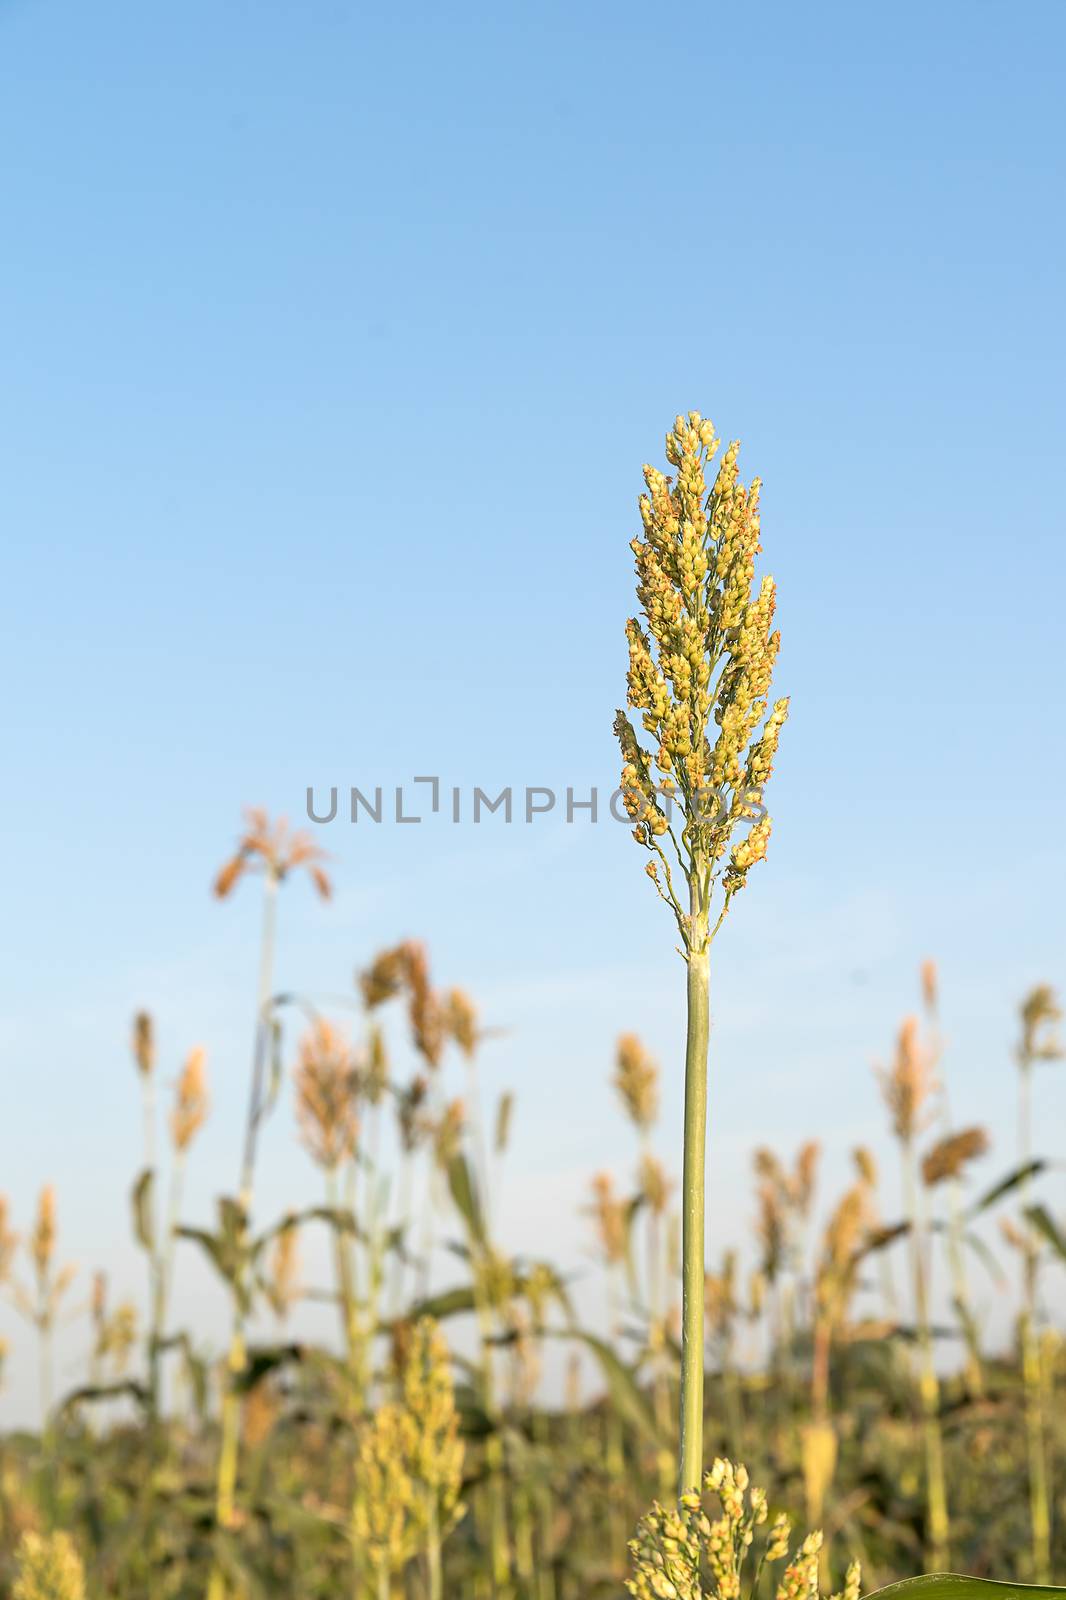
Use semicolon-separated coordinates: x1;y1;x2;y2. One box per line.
132;1011;155;1077
12;1532;86;1600
170;1046;209;1153
876;1016;937;1142
921;1125;989;1187
614;1033;660;1131
294;1020;360;1171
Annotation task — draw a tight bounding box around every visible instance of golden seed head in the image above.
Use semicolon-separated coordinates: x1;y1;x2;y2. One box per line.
432;1097;466;1169
815;1183;870;1325
852;1145;878;1188
475;1247;515;1312
94;1300;138;1373
0;1196;18;1283
170;1046;209;1153
214;806;331;899
588;1172;627;1266
397;1073;431;1153
242;1378;279;1449
920;957;938;1016
921;1125;989;1187
352;1403;421;1574
792;1140;821;1217
293;1020;360;1170
753;1147;786;1187
628;1457;830;1600
614;1033;660;1131
364;1024;390;1105
876;1016;937;1142
775;1530;824;1600
399;1319;465;1498
132;1011;155;1077
354;1319;465;1575
766;1512;792;1562
617;414;787;952
1018;983;1063;1065
445;988;479;1058
401;941;447;1068
12;1532;86;1600
266;1222;301;1321
638;1151;671;1216
30;1187;56;1279
358;944;409;1010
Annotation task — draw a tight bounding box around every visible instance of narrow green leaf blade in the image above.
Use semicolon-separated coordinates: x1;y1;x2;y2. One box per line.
865;1576;1066;1600
966;1160;1047;1218
447;1152;487;1247
1025;1203;1066;1263
130;1167;155;1253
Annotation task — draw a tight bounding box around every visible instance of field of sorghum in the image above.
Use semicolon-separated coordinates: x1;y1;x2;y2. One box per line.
2;416;1063;1600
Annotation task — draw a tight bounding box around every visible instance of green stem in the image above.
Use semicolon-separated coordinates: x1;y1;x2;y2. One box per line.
238;872;279;1211
679;939;710;1495
1019;1058;1051;1582
148;1156;185;1439
427;1494;443;1600
208;870;279;1600
532;1400;557;1600
903;1141;949;1570
327;1167;363;1392
604;1270;625;1553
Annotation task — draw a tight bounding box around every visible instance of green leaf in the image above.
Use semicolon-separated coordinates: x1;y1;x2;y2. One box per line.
551;1329;667;1449
521;1260;575;1322
447;1152;487;1247
966;1160;1047;1218
408;1285;479;1321
1025;1203;1066;1263
859;1220;909;1256
495;1091;514;1154
622;1194;646;1300
58;1379;149;1416
236;1342;306;1394
130;1168;155;1253
157;1331;210;1418
218;1195;249;1247
177;1225;252;1314
864;1576;1066;1600
263;1016;285;1119
256;1206;364;1255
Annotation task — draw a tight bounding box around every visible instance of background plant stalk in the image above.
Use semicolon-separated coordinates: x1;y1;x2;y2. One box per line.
902;1138;949;1572
1019;1052;1051;1584
209;869;279;1600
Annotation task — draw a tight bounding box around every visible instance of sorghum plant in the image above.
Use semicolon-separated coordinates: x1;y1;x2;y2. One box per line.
627;1456;860;1600
616;411;788;1492
208;808;331;1600
919;961;985;1397
1016;983;1063;1583
11;1530;86;1600
10;1188;75;1432
876;1015;948;1570
352;1318;464;1600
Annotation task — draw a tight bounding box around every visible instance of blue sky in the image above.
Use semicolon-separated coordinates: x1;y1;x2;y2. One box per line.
1;0;1065;1420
